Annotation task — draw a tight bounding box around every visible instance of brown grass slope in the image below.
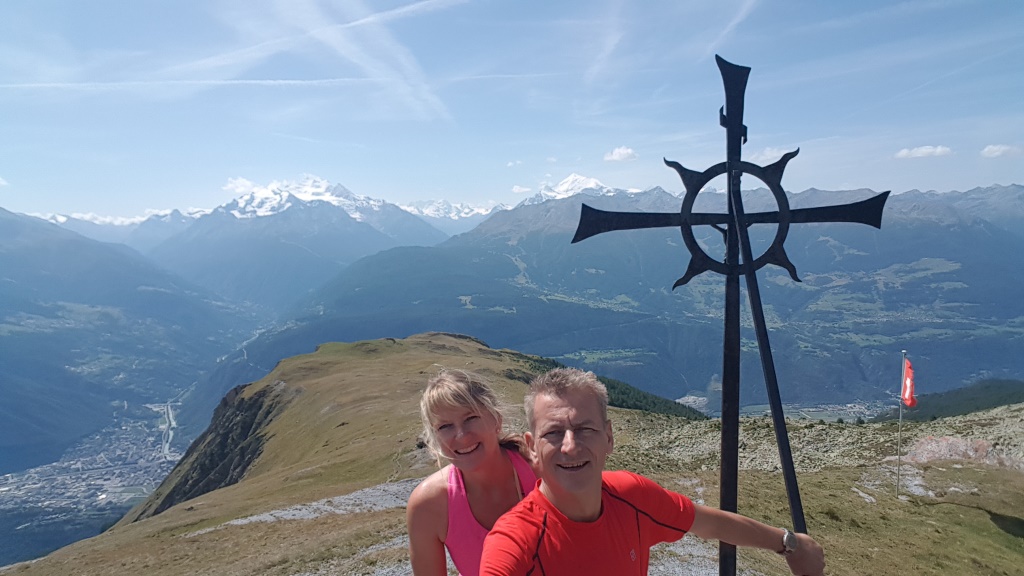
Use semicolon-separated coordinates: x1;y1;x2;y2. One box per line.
126;331;549;523
4;332;1023;576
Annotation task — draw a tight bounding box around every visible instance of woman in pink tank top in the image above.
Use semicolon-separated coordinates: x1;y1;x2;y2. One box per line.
407;370;537;576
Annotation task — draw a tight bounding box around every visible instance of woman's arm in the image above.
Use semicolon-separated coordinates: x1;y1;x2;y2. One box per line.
406;473;449;576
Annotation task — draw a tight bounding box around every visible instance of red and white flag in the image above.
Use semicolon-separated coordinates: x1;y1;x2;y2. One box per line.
901;358;917;408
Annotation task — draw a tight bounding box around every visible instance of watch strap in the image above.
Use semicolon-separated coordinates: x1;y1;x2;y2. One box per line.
777;528;796;555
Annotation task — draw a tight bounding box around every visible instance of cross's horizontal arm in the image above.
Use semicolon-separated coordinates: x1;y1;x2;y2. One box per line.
571;191;889;244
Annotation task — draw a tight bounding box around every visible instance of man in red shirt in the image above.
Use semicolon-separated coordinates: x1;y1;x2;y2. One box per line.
479;368;825;576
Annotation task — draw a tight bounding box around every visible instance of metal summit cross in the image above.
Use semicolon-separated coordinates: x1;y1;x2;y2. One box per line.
571;56;889;575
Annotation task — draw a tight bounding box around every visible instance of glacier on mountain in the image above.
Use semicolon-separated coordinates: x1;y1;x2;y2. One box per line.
221;175;385;222
517;173;650;207
399;198;508;220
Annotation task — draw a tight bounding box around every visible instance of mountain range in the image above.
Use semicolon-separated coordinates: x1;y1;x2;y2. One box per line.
173;181;1024;438
44;176;505;249
44;177;511;316
0;207;258;474
0;173;606;473
7;177;1024;450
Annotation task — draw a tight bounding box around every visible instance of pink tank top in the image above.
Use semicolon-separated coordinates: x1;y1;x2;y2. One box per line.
445;449;536;576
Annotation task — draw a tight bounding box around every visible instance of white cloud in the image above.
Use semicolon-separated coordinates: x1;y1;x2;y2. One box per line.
604;146;638;162
342;0;470;28
0;78;376;91
584;27;622;85
222;177;258;195
151;0;460;119
68;212;149;226
705;0;761;58
894;145;952;158
511;185;531;194
0;176;8;186
980;144;1021;158
546;157;558;163
506;160;522;167
748;147;789;164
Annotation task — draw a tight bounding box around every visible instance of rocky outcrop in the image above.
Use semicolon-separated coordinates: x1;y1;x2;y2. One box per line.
905;403;1024;471
616;403;1024;474
120;381;298;523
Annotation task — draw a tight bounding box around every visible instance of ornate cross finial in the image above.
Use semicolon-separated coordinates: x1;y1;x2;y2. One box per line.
572;55;889;576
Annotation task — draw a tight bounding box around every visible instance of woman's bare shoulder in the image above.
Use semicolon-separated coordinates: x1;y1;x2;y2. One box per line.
407;466;451;567
408;465;451;512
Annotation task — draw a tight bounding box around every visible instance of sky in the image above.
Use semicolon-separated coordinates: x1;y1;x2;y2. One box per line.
1;0;1022;219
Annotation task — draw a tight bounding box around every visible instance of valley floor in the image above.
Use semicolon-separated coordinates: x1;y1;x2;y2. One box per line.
0;410;180;566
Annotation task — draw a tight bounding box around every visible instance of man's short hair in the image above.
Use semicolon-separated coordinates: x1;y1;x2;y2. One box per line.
525;368;609;431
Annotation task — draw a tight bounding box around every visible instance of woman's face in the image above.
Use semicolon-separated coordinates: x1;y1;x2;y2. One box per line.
431;404;501;469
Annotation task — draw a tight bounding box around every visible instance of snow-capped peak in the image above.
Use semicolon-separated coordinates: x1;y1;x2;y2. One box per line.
220;175;383;221
518;173;614;207
37;207;208;228
399;199;508;220
550;173;608;197
42;212;147;226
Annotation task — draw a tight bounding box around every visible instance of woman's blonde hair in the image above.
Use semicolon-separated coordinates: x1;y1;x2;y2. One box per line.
419;369;525;466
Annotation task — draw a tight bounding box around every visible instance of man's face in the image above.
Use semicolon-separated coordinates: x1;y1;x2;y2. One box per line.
526;388;613;504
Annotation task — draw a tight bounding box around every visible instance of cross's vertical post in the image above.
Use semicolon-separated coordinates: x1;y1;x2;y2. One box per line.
716;55;750;576
718;57;809;543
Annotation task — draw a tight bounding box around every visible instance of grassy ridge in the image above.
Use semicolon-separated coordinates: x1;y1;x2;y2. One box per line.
600;376;707;420
9;334;1021;576
500;353;707;419
873;378;1024;422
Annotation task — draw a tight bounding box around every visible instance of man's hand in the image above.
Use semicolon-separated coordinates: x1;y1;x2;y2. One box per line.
784;532;825;576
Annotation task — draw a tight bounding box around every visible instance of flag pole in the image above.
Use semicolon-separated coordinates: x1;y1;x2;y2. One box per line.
896;349;906;499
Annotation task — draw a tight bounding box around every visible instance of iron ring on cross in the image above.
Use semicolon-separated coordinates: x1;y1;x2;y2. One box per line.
671;153;798;287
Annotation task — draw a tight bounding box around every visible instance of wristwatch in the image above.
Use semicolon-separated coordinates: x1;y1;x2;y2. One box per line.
777;528;798;555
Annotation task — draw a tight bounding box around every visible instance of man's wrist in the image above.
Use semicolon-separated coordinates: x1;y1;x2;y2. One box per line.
777;528;798;555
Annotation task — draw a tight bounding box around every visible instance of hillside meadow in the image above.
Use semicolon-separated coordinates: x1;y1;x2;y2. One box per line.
3;333;1021;576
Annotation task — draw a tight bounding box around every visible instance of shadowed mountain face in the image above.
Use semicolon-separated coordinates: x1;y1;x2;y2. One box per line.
0;208;258;474
175;185;1024;433
47;180;452;319
145;200;447;317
